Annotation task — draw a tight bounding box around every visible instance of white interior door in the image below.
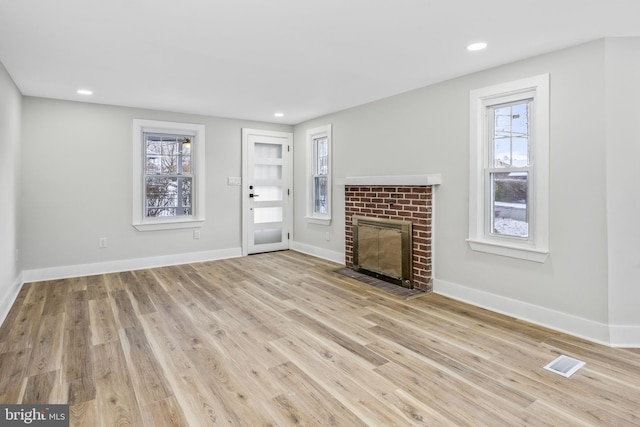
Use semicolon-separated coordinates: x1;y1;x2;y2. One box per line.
242;129;293;255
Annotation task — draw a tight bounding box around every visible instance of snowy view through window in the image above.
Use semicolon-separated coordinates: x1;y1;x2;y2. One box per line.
491;101;530;238
144;133;192;217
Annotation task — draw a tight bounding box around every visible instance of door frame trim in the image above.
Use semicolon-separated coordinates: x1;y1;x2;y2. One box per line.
241;128;294;256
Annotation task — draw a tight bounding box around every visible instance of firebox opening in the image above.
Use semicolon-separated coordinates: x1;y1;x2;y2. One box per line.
352;216;413;289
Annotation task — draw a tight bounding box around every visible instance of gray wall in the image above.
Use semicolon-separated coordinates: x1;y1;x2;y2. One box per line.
20;98;291;272
605;38;640;337
294;39;621;339
0;61;22;319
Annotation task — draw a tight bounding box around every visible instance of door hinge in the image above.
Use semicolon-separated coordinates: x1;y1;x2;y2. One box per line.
287;233;290;240
287;188;290;196
287;145;290;152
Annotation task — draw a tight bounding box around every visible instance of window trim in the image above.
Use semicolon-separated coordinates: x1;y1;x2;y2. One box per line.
305;124;332;225
133;119;206;231
467;74;549;262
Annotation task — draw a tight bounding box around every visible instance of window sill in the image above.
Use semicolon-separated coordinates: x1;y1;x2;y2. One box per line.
134;219;204;232
305;216;331;226
467;238;548;263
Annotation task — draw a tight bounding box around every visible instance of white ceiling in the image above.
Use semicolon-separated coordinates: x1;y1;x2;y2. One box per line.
1;0;639;125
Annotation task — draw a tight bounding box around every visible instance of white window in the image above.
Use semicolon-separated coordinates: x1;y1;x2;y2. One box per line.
306;124;332;225
468;74;549;262
133;119;205;231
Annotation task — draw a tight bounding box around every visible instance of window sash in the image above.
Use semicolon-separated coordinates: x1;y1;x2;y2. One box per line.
488;99;532;168
313;175;328;215
143;132;194;219
313;136;328;176
486;168;530;239
306;125;332;223
485;98;533;241
312;136;329;215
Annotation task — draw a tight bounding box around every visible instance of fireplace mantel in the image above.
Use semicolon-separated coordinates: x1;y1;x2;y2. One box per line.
342;174;442;186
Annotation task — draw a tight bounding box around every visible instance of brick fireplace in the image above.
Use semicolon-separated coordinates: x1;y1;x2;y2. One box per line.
344;175;441;292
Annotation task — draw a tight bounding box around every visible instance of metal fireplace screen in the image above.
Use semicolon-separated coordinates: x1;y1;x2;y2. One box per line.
352;216;413;288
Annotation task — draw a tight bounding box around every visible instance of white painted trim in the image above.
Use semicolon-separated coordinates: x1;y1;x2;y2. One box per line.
609;325;640;348
306;124;333;223
290;241;345;265
343;174;442;186
466;239;549;263
305;216;331;226
468;74;549;262
22;247;242;283
133;219;204;232
0;273;23;328
433;278;613;346
242;128;294;256
132;119;206;231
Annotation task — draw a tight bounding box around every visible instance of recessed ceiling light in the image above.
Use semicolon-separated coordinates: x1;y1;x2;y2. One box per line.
467;42;488;52
77;89;93;95
274;112;284;118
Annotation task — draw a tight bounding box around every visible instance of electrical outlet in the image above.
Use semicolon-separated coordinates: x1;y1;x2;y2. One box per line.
99;237;108;248
193;229;201;239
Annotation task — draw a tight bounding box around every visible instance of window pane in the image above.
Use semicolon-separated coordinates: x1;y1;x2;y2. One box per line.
161;155;178;174
314;176;328;215
315;137;328;175
493;102;530;168
181;154;191;174
145;176;192;217
491;172;528;237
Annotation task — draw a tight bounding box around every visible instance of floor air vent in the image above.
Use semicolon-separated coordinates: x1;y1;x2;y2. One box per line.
543;355;586;378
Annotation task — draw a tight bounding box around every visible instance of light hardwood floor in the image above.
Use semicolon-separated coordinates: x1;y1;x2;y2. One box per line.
0;251;639;426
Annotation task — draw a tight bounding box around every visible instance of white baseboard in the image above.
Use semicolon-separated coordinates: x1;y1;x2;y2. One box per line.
290;241;345;265
608;325;640;348
22;247;243;283
0;273;23;328
433;278;619;347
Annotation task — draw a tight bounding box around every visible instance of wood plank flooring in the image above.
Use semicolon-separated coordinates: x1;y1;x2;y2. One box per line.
1;250;639;426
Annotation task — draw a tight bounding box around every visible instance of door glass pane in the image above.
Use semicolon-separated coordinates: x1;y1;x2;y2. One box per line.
254;186;283;202
254;164;282;180
254;207;283;224
491;172;528;237
255;143;282;159
254;228;282;245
